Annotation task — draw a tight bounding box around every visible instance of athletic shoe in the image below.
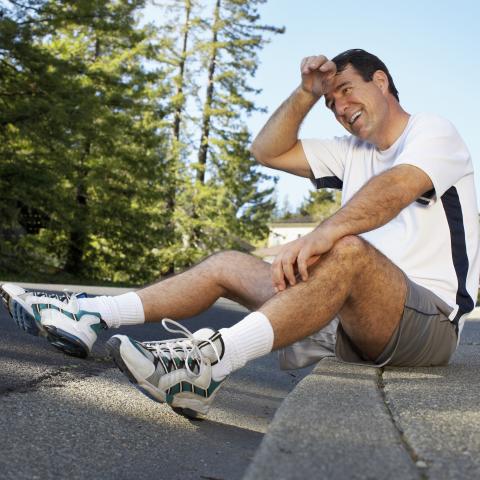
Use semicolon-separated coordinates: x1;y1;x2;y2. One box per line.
1;283;107;358
106;319;226;419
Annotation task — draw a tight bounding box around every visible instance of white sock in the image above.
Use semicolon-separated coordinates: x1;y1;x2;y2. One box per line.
77;292;145;328
200;311;274;381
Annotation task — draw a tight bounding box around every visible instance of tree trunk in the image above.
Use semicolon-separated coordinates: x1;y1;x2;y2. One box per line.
64;38;101;276
172;0;191;142
196;0;220;184
64;142;90;275
165;0;192;275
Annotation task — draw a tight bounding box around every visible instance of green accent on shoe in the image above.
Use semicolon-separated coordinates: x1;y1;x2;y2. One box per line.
169;383;181;395
32;304;43;322
78;310;102;319
181;382;192;393
193;386;206;397
131;338;149;358
168;381;218;399
165;393;174;404
36;304;104;334
206;380;222;397
78;310;104;333
37;304;76;321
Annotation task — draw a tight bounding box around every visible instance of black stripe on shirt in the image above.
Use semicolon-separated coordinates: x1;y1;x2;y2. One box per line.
315;176;343;190
416;188;436;205
441;186;475;332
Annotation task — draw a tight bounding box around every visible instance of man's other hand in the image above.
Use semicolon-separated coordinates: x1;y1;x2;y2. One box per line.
271;229;336;291
301;55;337;98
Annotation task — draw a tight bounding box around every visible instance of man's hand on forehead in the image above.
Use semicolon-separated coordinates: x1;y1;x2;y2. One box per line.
300;54;337;99
300;55;336;75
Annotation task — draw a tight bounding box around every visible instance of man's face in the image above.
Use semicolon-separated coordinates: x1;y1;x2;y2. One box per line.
324;65;388;143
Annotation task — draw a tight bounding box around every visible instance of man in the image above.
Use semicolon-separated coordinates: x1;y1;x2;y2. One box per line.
2;49;479;419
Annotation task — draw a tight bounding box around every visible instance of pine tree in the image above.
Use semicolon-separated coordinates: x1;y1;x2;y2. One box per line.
186;0;284;259
148;0;203;273
0;0;86;274
147;0;284;269
0;0;172;283
299;189;341;222
1;0;285;282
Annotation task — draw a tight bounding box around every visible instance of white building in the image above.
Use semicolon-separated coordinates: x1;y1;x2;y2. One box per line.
255;218;317;262
267;221;316;247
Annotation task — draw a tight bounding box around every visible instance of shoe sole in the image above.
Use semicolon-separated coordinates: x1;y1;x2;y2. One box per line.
7;295;89;358
105;337;205;420
43;325;89;358
10;298;42;336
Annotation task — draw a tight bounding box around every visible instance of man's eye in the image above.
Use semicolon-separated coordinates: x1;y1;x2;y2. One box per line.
343;87;352;95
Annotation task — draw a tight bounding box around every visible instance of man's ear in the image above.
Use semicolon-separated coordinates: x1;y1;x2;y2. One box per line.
372;70;389;95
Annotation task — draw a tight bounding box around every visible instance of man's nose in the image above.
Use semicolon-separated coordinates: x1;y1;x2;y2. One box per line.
335;99;348;116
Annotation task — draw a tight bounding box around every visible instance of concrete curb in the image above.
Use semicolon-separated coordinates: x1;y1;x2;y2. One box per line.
243;314;480;479
243;358;418;480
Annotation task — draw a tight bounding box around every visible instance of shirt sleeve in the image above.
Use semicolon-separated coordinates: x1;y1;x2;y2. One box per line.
392;114;473;204
301;136;350;189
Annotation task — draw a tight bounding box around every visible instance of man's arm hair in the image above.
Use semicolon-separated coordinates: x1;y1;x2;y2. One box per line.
250;86;318;178
251;55;337;178
319;164;434;241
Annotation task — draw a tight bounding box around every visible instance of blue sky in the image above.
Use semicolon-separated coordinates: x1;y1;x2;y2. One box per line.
247;0;480;209
144;0;480;210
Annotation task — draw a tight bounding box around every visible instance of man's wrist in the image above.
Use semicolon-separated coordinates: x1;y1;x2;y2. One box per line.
296;85;322;104
316;216;348;244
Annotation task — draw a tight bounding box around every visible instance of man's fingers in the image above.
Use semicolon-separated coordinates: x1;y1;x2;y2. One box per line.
282;254;297;287
307;255;321;267
297;249;311;281
319;60;337;74
272;242;303;290
271;257;286;291
298;251;322;282
301;55;328;74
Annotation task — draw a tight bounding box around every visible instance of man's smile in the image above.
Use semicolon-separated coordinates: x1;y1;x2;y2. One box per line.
349;110;362;125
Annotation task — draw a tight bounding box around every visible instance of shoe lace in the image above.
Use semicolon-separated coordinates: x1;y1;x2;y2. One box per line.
29;289;82;311
31;290;67;302
62;289;79;310
142;319;221;378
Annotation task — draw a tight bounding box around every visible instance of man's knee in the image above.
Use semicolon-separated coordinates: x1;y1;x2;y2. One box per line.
203;250;251;276
307;235;369;282
329;235;370;264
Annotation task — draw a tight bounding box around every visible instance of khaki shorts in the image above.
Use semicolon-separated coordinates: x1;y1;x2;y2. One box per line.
335;277;458;367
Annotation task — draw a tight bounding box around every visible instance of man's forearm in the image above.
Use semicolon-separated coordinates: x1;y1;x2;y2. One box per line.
319;165;432;242
251;86;319;162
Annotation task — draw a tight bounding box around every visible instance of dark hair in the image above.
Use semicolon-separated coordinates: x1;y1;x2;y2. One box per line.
331;49;399;101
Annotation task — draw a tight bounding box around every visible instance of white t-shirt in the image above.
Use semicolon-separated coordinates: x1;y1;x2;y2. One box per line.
302;113;480;336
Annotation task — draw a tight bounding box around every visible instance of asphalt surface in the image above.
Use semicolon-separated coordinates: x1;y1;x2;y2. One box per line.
245;314;480;480
0;284;312;480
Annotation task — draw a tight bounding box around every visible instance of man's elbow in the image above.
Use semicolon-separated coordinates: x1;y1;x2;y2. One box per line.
249;141;269;166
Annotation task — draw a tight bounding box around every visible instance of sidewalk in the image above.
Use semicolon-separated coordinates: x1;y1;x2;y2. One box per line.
244;309;480;480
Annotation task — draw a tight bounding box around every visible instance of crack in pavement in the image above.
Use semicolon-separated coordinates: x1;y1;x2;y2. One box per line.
0;360;114;397
376;368;428;480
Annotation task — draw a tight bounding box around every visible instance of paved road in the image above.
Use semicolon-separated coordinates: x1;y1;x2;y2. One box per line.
0;285;312;480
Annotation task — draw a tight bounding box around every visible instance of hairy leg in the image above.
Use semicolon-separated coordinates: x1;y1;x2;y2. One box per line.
138;251;275;322
260;235;407;359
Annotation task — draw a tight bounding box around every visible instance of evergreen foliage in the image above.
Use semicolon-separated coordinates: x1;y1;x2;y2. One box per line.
0;0;283;284
274;189;341;222
298;189;341;222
